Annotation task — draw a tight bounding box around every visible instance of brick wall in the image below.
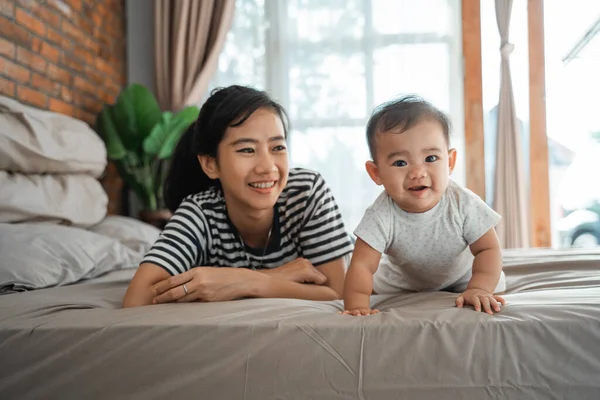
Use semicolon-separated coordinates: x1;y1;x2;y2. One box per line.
0;0;126;215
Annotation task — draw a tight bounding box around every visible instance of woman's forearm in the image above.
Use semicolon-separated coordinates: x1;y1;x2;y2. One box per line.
123;263;171;308
249;275;341;301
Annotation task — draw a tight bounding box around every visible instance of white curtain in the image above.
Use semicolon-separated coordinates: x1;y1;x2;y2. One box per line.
492;0;530;248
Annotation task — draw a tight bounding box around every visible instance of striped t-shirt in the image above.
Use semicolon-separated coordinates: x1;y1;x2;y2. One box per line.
141;168;354;276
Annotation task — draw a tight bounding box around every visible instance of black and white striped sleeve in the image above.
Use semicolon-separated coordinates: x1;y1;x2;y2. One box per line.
298;173;354;266
140;198;207;276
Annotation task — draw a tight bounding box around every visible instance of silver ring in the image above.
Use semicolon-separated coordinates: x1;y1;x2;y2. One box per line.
182;283;189;295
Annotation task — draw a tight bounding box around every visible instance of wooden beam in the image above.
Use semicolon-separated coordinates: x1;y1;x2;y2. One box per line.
528;0;552;247
462;0;486;200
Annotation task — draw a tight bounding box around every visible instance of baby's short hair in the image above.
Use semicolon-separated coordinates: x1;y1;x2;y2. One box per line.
366;95;451;161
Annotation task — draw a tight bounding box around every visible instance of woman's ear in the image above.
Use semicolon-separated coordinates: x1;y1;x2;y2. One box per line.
365;161;383;186
197;155;219;179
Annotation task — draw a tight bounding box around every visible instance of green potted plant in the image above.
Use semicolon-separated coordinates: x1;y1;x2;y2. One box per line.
95;83;199;228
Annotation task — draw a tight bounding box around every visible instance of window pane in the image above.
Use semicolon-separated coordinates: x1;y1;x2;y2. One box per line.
372;0;451;35
212;0;267;88
373;44;450;112
544;1;600;248
287;0;365;42
290;127;379;233
289;52;366;120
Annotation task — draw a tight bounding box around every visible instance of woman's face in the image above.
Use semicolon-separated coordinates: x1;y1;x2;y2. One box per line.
201;108;289;213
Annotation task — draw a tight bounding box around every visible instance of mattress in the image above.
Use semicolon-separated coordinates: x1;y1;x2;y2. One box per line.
1;248;599;400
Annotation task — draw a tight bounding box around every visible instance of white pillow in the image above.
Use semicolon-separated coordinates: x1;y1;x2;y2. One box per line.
0;223;141;294
0;172;108;227
0;94;107;176
88;216;161;254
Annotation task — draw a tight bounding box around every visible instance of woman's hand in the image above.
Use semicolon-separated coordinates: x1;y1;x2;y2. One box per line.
455;288;505;314
260;258;328;284
152;267;260;304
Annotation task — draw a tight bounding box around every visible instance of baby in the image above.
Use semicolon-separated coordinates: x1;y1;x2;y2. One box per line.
343;95;506;316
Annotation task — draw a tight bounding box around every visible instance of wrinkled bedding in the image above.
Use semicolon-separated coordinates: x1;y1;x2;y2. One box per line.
0;248;599;400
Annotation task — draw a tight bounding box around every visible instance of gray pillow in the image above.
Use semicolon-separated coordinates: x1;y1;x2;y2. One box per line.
0;223;141;294
88;215;161;254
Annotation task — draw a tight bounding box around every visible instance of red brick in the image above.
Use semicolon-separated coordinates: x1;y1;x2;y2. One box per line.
48;97;74;115
73;75;96;95
76;107;95;125
1;57;31;83
17;46;47;73
73;45;94;64
61;52;84;73
0;0;14;17
0;37;15;58
27;3;62;30
0;77;15;97
17;86;47;108
32;72;60;95
47;0;72;18
45;26;63;45
47;63;71;85
16;7;46;37
91;11;102;27
30;37;62;64
84;66;105;86
61;19;84;45
60;85;72;102
0;16;31;48
66;0;82;12
75;15;94;37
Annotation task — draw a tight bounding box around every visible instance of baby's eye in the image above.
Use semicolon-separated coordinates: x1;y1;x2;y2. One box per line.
425;155;438;162
273;145;287;152
236;148;255;154
392;160;407;167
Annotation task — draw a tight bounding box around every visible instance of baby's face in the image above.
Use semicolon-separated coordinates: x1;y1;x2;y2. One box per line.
367;120;456;213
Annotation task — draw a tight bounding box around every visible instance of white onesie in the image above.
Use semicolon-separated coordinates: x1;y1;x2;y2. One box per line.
354;180;504;294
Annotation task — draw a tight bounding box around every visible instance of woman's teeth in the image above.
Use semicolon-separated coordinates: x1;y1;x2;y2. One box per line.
249;181;275;189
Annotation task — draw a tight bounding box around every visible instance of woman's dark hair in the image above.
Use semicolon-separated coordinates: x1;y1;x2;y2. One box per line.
365;94;451;162
164;85;289;213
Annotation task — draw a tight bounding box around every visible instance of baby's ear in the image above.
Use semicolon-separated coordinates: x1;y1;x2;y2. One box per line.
447;148;457;174
365;161;383;186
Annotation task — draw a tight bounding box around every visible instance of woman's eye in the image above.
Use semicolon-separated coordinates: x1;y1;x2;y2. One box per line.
273;145;287;152
392;160;407;167
425;155;438;162
237;148;255;154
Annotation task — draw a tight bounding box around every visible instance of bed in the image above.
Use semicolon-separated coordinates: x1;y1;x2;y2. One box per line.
1;247;599;400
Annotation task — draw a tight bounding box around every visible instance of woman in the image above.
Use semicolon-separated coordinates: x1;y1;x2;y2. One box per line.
123;85;353;307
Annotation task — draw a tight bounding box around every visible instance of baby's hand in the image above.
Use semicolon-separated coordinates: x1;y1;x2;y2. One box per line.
341;308;380;316
456;288;505;315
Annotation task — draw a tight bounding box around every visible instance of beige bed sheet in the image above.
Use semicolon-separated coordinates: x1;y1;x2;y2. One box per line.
0;248;599;400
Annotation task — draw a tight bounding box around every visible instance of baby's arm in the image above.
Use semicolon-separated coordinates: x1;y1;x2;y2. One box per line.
342;238;382;316
456;228;506;314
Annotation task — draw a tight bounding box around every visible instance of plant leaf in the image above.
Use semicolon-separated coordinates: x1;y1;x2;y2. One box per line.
111;84;162;151
129;83;161;141
143;106;199;159
95;106;126;160
158;107;200;159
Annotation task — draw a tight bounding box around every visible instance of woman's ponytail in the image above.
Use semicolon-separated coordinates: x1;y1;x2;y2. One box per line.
163;124;217;213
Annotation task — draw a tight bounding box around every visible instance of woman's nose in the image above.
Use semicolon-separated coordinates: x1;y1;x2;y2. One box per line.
256;152;277;173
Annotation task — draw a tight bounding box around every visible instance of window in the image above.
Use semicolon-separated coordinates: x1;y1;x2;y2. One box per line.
211;0;464;234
